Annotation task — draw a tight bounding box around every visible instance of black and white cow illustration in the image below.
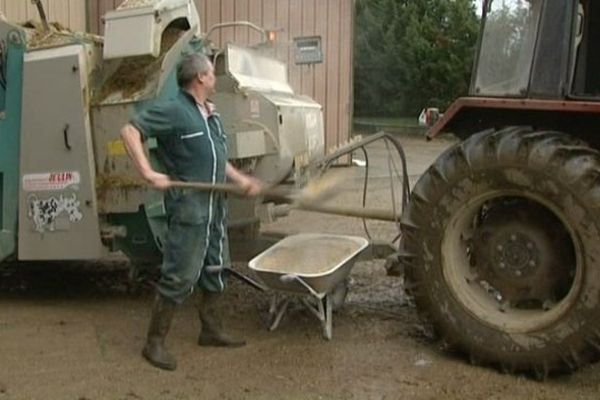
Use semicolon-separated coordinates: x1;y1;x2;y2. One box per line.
27;193;83;232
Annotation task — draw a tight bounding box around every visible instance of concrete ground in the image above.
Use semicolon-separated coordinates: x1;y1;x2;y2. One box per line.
2;133;600;400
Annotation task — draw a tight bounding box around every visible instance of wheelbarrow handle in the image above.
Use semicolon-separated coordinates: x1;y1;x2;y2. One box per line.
205;265;268;292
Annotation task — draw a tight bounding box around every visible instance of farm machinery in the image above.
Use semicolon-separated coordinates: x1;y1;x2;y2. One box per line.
0;0;336;266
404;0;600;376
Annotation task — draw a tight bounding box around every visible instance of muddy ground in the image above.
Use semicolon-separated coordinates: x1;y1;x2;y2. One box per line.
2;133;600;400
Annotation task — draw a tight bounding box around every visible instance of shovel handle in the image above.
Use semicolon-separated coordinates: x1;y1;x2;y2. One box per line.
169;181;246;196
169;180;293;202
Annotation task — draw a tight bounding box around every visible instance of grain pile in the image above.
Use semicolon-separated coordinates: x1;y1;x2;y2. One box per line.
256;236;363;275
22;21;79;49
96;27;184;102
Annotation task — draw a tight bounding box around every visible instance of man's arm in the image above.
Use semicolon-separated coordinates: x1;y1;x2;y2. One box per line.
120;123;171;190
225;162;263;196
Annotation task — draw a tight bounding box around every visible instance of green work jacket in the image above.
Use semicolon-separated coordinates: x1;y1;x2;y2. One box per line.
130;89;228;224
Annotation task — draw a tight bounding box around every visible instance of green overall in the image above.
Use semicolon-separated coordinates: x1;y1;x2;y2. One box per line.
131;90;230;304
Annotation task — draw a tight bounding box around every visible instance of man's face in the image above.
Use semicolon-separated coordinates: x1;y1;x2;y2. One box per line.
198;62;216;95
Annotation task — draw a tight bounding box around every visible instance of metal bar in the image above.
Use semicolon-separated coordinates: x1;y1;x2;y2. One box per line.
225;267;268;292
313;131;387;168
294;203;401;222
31;0;50;32
310;131;410;216
426;97;600;139
204;21;266;43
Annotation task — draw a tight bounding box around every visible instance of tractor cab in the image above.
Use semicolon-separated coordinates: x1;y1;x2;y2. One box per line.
570;1;600;99
474;0;600;100
428;0;600;141
473;0;543;97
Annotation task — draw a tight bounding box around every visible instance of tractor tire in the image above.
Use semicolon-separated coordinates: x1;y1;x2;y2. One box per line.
401;126;600;377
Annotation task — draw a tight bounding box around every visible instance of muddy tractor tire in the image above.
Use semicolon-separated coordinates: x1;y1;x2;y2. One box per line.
401;126;600;376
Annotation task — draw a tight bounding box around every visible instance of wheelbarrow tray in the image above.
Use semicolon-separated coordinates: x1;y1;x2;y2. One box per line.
248;233;369;296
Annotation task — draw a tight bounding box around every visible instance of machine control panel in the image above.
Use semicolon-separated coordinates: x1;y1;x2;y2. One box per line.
294;36;323;65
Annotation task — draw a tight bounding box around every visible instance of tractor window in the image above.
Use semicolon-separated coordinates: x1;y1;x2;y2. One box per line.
473;0;542;96
571;1;600;97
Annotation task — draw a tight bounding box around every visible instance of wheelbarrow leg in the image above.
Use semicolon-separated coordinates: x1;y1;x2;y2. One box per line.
268;294;279;315
323;294;333;340
269;297;291;331
313;295;333;340
301;296;325;321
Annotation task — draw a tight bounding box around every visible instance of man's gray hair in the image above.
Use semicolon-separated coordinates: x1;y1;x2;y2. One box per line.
176;52;212;88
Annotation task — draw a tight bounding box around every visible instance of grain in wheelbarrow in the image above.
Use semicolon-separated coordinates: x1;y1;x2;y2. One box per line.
256;237;362;275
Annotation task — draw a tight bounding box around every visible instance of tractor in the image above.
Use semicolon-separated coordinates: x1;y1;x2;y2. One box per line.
402;0;600;376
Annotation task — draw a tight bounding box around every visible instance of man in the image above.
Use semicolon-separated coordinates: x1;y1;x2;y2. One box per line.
121;52;262;371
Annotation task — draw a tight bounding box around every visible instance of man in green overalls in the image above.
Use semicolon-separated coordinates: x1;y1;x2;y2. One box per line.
121;52;262;371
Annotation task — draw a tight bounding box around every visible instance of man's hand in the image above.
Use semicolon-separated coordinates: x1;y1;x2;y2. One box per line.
143;170;172;190
225;162;264;197
238;175;263;197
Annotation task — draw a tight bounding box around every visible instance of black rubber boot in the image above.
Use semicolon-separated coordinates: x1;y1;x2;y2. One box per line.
142;294;177;371
198;291;246;347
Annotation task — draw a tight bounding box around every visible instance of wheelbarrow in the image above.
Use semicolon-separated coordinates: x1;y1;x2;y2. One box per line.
247;233;369;340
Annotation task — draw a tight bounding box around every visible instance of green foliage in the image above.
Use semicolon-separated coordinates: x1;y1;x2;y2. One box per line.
354;0;480;117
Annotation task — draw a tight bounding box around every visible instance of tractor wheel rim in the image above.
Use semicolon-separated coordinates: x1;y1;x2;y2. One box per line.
441;189;582;333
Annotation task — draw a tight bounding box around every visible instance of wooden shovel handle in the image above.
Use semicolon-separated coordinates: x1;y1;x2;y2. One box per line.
169;180;293;201
169;181;246;196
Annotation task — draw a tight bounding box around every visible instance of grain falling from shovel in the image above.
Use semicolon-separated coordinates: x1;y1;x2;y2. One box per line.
290;170;346;206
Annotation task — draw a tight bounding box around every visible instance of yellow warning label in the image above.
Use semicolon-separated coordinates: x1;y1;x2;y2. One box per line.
107;140;127;156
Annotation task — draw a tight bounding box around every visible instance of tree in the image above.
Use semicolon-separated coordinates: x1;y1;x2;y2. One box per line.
354;0;480;117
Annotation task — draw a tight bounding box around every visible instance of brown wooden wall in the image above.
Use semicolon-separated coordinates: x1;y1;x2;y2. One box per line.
86;0;122;36
0;0;86;31
90;0;355;149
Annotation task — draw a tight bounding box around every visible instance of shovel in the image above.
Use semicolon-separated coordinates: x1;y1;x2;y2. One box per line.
169;172;401;222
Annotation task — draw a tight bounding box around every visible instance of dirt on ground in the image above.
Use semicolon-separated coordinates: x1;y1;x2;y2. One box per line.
2;133;600;400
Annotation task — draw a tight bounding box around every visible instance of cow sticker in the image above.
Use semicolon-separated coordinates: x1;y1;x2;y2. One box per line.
27;193;83;233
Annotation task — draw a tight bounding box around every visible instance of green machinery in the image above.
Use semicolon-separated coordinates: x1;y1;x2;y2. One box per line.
0;0;325;265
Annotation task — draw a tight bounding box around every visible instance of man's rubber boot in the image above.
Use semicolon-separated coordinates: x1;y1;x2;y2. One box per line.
198;291;246;347
142;294;177;370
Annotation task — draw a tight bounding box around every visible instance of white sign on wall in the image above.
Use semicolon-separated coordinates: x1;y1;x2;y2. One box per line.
22;171;81;192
